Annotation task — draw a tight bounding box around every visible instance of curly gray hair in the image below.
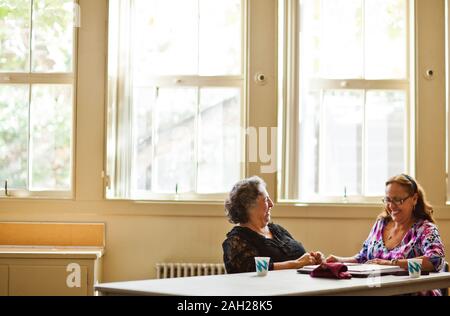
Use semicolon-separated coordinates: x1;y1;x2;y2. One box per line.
224;176;266;224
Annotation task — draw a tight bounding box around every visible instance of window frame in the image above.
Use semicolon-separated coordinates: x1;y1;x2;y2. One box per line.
278;0;415;204
0;0;78;199
105;0;248;201
447;0;450;202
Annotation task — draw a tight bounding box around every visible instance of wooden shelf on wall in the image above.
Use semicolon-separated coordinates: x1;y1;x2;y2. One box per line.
0;222;105;247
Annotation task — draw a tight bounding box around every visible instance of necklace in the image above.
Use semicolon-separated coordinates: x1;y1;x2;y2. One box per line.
387;225;404;241
258;227;271;238
386;220;414;241
242;224;270;238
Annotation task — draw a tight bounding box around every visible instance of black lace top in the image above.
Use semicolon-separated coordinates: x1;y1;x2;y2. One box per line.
222;223;306;274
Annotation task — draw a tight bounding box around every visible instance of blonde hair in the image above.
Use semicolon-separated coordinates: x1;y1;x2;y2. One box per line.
378;174;435;223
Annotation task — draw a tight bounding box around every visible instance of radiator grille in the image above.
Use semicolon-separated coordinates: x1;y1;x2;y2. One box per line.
155;263;226;279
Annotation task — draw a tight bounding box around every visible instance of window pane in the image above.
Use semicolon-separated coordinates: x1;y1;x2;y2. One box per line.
199;0;241;75
320;0;363;78
132;86;156;192
365;90;405;195
0;84;29;188
299;0;321;78
298;91;321;199
0;0;31;72
153;88;196;193
132;0;242;78
108;0;244;199
32;0;74;72
295;0;409;201
133;0;198;77
30;84;72;190
320;90;363;195
365;0;407;79
198;88;241;193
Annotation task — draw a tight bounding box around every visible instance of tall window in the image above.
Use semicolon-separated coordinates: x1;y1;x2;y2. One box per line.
107;0;244;200
279;0;411;202
0;0;76;197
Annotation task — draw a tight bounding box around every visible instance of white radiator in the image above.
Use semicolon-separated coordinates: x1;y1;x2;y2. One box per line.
155;263;226;279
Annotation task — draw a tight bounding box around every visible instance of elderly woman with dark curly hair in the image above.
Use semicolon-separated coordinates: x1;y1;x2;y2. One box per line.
222;176;323;274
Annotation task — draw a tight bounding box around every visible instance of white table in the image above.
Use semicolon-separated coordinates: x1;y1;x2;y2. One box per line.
95;269;450;296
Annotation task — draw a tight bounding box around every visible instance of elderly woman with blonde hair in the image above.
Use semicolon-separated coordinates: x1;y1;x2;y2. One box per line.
326;174;445;295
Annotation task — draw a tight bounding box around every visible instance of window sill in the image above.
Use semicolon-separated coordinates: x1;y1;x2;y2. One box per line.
1;198;450;220
0;191;73;200
105;197;226;205
276;200;385;207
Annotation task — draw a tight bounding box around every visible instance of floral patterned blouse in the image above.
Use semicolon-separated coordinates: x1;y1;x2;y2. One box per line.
355;218;446;296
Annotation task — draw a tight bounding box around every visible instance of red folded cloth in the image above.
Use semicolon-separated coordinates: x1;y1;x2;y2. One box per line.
310;263;352;279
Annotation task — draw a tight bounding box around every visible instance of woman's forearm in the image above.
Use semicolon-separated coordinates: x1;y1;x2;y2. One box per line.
273;261;297;270
394;256;437;272
335;256;358;263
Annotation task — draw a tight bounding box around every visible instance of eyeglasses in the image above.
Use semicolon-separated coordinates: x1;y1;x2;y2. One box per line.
381;195;411;206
